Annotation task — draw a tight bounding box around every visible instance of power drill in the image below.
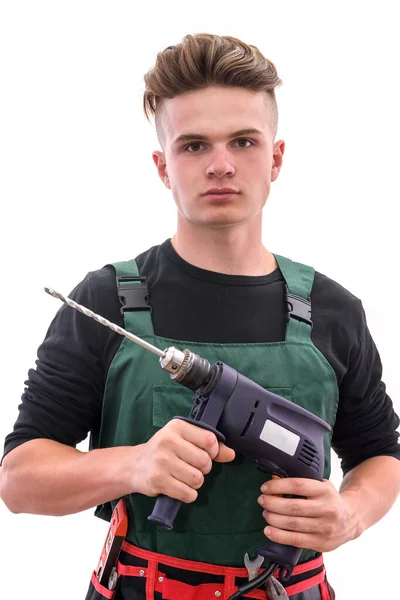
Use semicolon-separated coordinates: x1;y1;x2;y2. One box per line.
45;288;332;596
148;346;331;580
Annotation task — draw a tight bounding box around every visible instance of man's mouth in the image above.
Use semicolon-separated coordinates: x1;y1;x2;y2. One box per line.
203;187;239;195
202;187;240;200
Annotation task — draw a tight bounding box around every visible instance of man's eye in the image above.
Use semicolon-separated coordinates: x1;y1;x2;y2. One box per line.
185;142;205;152
184;139;253;152
235;139;253;148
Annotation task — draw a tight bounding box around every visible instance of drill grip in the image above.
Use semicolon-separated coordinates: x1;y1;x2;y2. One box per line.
258;540;302;578
148;494;182;530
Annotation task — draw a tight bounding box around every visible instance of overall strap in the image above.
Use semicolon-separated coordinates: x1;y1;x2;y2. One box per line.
112;260;155;336
273;254;315;342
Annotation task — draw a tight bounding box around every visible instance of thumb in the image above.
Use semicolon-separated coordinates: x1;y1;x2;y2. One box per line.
213;442;236;463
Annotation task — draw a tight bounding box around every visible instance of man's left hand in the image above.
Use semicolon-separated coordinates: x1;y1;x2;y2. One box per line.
258;478;359;552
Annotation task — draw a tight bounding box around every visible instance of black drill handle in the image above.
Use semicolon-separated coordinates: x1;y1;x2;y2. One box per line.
148;494;181;530
258;539;302;579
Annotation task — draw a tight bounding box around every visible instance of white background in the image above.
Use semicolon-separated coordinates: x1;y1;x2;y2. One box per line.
0;1;399;598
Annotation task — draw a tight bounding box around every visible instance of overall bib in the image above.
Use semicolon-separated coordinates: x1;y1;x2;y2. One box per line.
86;255;338;599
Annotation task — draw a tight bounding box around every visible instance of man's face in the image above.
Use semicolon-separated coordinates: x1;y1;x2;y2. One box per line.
153;86;285;230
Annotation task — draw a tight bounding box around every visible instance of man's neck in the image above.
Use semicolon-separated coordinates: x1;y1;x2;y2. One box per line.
171;220;277;276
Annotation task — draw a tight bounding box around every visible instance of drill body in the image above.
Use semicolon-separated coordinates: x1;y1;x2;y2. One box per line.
149;356;331;571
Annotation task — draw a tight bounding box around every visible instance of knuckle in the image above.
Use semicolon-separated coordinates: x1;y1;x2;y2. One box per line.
287;518;300;531
200;455;212;474
167;418;181;431
262;510;268;522
322;523;335;537
154;452;169;469
263;510;271;522
292;478;305;491
309;522;319;534
158;432;175;448
192;471;204;489
182;489;198;504
265;526;276;540
291;502;301;515
161;420;175;435
149;471;162;492
203;431;217;448
327;506;339;520
290;533;303;547
263;496;274;509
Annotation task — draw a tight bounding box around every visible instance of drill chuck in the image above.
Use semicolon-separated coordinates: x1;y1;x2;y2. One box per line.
159;347;211;391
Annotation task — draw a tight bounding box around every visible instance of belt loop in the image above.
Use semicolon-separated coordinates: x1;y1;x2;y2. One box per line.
319;568;330;600
145;557;157;600
223;571;236;600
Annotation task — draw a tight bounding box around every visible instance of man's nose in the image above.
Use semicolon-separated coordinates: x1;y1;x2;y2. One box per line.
205;149;235;177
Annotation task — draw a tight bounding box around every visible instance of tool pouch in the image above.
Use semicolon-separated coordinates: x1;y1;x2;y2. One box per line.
84;571;120;599
85;499;127;599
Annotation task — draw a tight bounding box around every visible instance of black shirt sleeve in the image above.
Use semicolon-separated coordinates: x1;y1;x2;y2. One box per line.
331;303;400;474
2;269;120;461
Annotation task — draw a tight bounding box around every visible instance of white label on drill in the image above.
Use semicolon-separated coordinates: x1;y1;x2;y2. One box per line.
259;420;300;455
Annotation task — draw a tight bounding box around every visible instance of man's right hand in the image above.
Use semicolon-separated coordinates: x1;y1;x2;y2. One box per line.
0;423;235;516
132;419;236;503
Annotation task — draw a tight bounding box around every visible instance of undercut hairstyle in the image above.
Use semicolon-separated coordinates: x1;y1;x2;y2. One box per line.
143;33;282;146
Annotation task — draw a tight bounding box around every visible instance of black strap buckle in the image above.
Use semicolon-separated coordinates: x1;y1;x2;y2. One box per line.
116;276;151;316
285;285;312;326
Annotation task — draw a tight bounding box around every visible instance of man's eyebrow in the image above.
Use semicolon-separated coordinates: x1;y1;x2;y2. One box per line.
172;128;264;145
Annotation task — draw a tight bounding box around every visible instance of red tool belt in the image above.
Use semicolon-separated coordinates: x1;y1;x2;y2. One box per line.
87;541;334;600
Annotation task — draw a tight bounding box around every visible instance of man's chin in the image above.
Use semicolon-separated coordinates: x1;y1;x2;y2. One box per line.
195;212;261;230
178;207;262;230
189;216;241;229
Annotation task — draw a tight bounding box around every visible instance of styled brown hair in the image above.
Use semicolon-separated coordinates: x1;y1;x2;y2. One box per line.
143;33;282;143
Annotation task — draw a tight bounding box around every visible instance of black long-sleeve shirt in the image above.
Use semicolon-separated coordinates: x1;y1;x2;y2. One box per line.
3;240;400;474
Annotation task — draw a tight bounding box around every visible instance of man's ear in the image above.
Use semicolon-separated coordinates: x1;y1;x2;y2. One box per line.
271;139;285;182
153;151;170;189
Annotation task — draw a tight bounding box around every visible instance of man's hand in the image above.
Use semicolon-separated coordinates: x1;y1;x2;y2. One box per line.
258;478;360;552
132;419;235;503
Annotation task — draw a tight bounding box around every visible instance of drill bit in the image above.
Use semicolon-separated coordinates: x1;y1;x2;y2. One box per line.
44;287;165;358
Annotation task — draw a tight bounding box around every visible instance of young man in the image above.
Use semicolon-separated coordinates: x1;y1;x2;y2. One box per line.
1;33;399;600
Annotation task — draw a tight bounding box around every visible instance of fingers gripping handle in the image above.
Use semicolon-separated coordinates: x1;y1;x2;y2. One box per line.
147;416;226;529
257;475;304;577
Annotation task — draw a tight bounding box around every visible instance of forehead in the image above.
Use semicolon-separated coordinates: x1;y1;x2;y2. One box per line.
162;86;272;144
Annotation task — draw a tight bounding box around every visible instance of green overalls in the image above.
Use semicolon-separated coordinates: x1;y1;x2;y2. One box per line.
94;254;339;568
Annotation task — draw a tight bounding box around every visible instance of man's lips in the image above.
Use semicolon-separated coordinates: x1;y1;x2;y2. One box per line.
202;188;240;199
202;187;239;195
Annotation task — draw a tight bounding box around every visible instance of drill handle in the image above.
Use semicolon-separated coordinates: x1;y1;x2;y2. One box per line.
257;540;302;579
148;494;182;530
